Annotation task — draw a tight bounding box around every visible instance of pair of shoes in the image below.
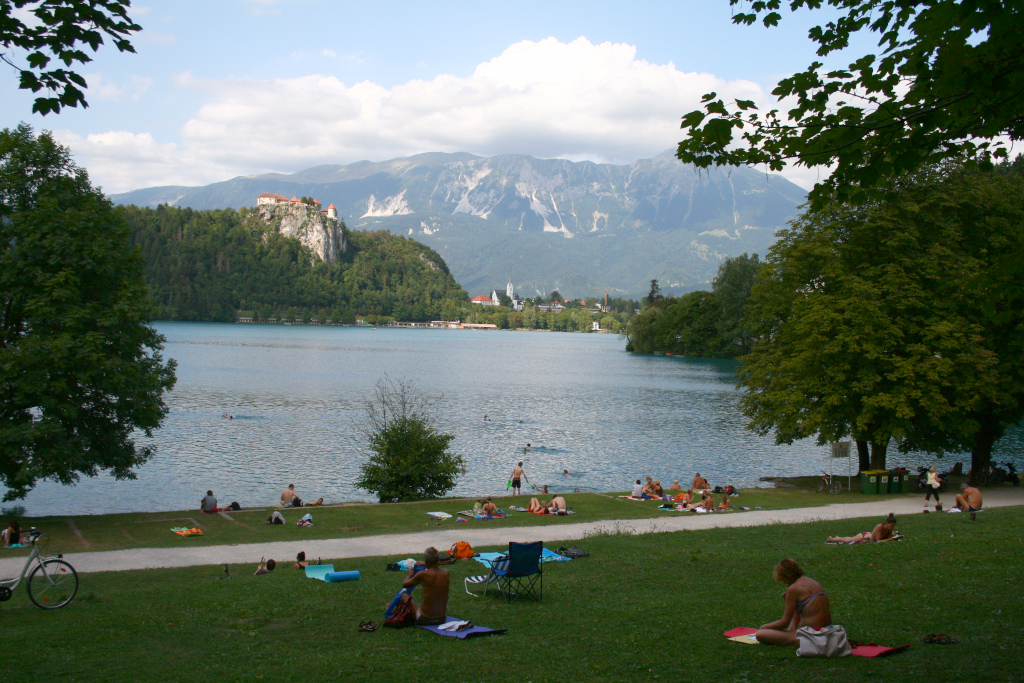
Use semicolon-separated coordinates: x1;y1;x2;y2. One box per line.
923;633;959;644
357;621;379;632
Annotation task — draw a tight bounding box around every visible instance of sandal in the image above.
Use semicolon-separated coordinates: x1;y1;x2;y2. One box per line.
923;633;959;644
357;621;379;632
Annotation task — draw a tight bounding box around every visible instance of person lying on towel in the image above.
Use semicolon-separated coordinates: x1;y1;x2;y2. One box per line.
826;514;897;544
398;547;450;626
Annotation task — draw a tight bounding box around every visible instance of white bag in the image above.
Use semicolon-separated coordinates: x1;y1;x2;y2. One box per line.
795;625;852;657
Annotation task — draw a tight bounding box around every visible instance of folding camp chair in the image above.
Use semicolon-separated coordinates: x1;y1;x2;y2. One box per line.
464;554;509;597
494;541;542;603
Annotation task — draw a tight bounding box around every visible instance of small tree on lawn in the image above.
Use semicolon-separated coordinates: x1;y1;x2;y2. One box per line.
355;378;463;502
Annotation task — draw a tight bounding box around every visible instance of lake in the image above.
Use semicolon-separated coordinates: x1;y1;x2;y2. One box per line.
8;322;1021;516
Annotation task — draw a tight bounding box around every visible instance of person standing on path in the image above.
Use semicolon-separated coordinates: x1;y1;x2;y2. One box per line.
510;462;528;495
923;467;942;511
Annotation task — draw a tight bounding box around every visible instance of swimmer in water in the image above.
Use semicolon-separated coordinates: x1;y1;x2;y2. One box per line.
526;443;532;451
563;469;568;476
483;415;488;422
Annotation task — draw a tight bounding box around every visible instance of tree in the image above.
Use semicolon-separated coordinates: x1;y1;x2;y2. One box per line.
677;1;1024;208
2;0;141;115
738;164;1021;471
0;124;177;500
548;290;561;303
646;279;661;307
712;253;761;354
354;378;463;503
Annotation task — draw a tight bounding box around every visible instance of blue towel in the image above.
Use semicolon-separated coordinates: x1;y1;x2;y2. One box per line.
417;616;507;639
304;564;336;581
540;548;572;562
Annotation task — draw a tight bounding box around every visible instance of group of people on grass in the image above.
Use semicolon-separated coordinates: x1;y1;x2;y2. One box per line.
198;485;326;514
632;476;733;511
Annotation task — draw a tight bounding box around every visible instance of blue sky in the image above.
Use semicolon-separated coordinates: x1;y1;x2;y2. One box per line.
1;0;877;193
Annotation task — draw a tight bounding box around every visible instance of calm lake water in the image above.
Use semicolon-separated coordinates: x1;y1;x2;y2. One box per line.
9;323;1022;516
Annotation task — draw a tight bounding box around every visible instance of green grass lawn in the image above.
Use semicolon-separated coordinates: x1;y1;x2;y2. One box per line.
3;484;927;555
2;507;1020;682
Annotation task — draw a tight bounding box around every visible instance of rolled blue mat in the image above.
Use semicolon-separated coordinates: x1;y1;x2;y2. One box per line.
325;570;360;582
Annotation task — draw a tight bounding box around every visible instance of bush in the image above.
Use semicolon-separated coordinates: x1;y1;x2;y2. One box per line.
354;378;463;503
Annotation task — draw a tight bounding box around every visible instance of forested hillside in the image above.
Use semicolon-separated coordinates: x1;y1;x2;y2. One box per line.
124;204;469;322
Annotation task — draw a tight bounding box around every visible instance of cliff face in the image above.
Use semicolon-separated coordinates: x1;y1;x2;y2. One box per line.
251;203;346;264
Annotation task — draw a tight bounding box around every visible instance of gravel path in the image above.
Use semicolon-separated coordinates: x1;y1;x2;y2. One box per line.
4;488;1021;576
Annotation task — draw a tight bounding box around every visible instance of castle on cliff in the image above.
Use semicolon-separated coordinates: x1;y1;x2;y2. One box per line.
257;192;337;219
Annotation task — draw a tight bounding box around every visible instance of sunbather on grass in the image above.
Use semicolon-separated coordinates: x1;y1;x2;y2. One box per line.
528;498;547;513
756;559;831;646
254;558;276;576
294;552;309;570
826;514;897;543
717;495;732;511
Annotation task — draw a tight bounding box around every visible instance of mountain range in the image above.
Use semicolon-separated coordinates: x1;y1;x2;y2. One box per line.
110;150;807;299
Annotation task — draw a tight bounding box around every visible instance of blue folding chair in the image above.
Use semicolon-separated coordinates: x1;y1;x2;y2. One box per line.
494;541;543;603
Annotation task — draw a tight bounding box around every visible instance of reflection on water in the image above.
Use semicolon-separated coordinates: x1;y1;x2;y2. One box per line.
10;323;1023;516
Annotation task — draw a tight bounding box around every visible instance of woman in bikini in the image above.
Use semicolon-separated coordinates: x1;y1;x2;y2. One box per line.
826;515;896;544
756;559;832;645
527;498;548;513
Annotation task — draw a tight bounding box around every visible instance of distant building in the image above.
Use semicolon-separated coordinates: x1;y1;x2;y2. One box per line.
256;193;332;217
489;275;524;311
471;295;497;306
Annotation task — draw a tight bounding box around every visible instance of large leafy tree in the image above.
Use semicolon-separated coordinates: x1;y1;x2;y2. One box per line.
712;253;761;354
1;0;141;115
677;1;1024;208
740;164;1024;473
354;378;463;503
0;124;176;500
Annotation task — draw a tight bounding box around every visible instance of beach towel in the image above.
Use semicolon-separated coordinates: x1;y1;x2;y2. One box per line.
426;511;453;519
540;548;571;563
723;627;759;644
417;616;507;639
473;552;507;568
851;644;911;657
304;565;336;581
474;513;505;520
171;527;202;537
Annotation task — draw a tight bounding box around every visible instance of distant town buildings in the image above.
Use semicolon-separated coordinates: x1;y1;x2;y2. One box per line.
257;193;337;219
471;276;525;310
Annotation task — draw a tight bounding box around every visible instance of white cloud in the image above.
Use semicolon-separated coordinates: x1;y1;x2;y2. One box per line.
321;48;336;58
65;37;796;193
142;30;177;44
84;74;153;102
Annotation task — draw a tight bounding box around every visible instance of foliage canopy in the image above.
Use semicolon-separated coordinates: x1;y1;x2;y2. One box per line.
354;378;463;503
677;1;1024;208
739;163;1024;472
1;0;140;114
0;124;176;500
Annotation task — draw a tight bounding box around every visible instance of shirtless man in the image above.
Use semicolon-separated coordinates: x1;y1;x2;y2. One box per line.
692;473;710;491
954;484;983;513
547;496;568;514
510;462;527;495
399;547;450;626
668;480;681;491
281;484;302;507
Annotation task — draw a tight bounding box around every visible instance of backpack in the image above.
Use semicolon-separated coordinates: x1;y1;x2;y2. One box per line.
383;600;416;628
449;541;475;559
557;546;589;559
713;485;724;494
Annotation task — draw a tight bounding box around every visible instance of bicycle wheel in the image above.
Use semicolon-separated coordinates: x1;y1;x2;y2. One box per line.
27;559;78;609
817;480;826;493
830;480;842;495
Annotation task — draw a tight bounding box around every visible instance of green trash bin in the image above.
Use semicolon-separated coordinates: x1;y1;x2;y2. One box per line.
878;470;891;494
860;470;880;494
889;470;908;493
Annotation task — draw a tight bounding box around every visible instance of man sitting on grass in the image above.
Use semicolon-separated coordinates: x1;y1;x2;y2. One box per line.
398;547;450;626
954;483;983;513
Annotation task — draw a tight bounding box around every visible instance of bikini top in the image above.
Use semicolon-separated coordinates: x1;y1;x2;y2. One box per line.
794;578;827;614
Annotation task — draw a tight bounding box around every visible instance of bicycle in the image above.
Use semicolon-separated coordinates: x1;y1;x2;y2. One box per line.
817;471;842;495
0;528;79;609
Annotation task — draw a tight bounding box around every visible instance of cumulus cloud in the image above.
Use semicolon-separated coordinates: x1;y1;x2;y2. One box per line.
84;74;153;102
66;37;794;193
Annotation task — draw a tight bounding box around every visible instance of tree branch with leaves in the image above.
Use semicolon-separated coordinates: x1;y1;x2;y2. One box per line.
1;0;141;115
677;1;1024;208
